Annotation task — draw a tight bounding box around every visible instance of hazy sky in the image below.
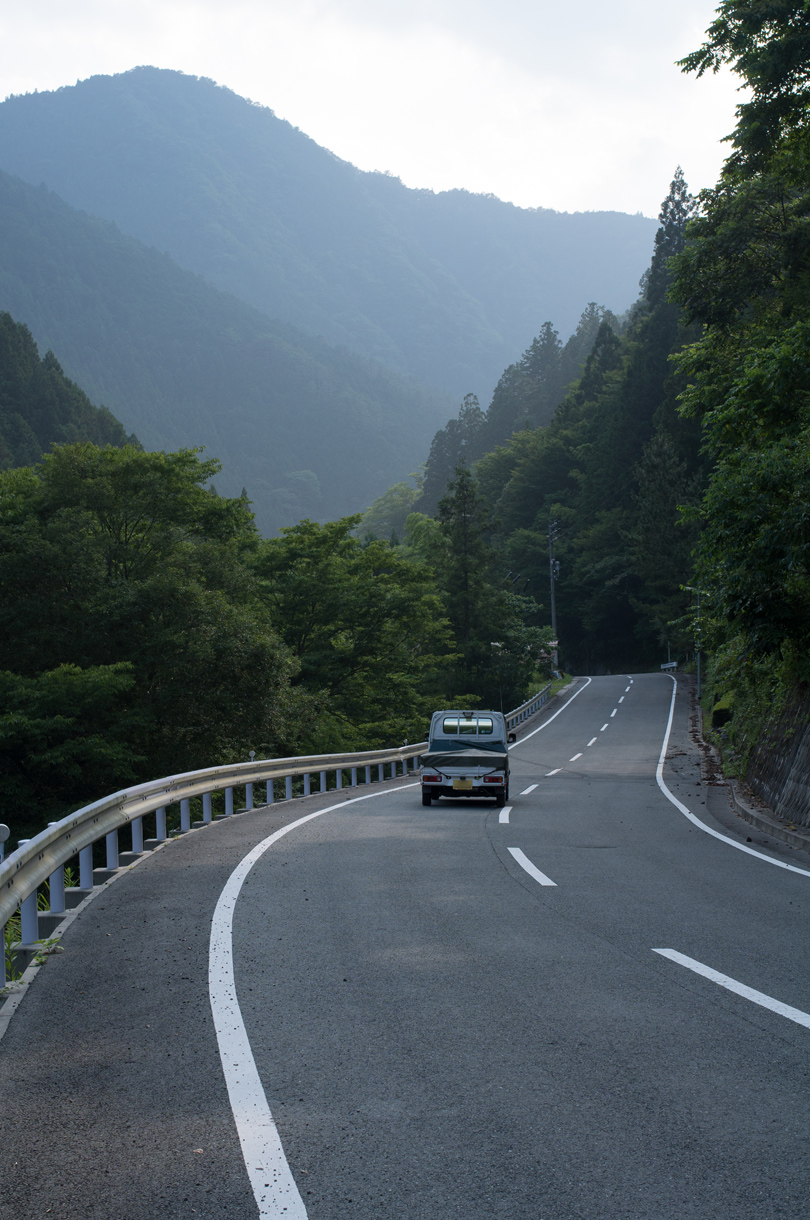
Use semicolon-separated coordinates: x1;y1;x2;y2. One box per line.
0;0;741;217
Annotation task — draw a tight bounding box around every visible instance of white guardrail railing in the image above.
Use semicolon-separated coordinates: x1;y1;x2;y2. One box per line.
1;683;552;983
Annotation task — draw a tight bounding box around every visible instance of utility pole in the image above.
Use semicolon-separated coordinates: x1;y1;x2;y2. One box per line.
548;520;560;674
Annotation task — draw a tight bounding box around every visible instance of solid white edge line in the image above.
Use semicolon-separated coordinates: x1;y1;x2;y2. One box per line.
498;806;512;824
209;781;419;1218
569;753;582;762
508;676;593;748
520;784;538;795
587;738;597;747
656;676;810;878
508;847;557;887
653;949;810;1029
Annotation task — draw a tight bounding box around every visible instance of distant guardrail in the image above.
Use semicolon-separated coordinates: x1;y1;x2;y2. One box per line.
1;682;554;983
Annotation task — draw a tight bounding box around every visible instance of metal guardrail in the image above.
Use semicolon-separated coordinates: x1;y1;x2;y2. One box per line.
1;682;556;981
505;682;552;729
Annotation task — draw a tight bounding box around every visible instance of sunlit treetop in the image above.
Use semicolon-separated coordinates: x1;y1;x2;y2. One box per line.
679;0;810;167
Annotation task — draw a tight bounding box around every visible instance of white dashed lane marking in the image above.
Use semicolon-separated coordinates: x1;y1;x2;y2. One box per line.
653;949;810;1030
508;847;557;887
520;784;538;795
610;709;617;718
600;724;608;732
498;806;512;824
587;737;597;747
569;753;582;762
545;769;561;777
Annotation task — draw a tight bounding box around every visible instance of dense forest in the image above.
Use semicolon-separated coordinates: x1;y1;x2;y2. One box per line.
0;66;655;398
0;312;135;468
0;169;450;532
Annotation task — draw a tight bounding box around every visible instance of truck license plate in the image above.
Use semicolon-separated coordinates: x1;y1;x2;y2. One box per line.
453;778;473;790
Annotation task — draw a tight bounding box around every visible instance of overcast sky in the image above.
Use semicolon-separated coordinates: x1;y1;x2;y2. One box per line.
0;0;741;217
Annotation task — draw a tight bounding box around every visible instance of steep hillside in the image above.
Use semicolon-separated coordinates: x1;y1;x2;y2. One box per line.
0;170;448;532
0;311;133;468
0;67;658;397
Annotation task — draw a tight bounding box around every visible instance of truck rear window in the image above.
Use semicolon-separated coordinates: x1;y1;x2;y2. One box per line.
442;717;494;735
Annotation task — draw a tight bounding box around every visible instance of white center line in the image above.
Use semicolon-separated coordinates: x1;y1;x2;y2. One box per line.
520;784;538;796
498;805;512;824
618;696;624;703
587;737;597;747
625;686;630;693
610;708;617;718
629;679;633;684
545;768;561;777
508;847;557;887
600;723;608;732
653;949;810;1030
569;752;582;761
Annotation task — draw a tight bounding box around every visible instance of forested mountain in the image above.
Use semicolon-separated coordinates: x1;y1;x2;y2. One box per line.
0;67;657;398
0;312;134;468
0;169;450;532
396;169;705;675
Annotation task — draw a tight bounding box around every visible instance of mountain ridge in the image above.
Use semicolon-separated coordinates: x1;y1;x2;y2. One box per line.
0;67;658;398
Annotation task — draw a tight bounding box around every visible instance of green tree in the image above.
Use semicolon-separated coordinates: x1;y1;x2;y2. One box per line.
253;517;453;748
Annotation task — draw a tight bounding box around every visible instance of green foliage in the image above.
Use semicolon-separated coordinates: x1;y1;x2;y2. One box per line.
435;465;552;706
0;312;134;470
417;306;622;514
358;472;423;544
0;443;308;837
252;517;454;748
671;4;810;679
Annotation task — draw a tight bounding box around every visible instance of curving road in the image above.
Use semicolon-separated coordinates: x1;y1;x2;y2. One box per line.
2;674;809;1219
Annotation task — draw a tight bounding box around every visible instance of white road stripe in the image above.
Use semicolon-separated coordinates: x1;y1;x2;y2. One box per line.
545;768;561;777
508;847;557;887
625;686;630;693
657;677;810;878
653;949;810;1030
610;709;617;718
209;782;419;1218
587;737;597;747
600;723;608;732
498;806;512;824
569;753;582;761
509;677;592;748
520;784;538;795
619;696;624;703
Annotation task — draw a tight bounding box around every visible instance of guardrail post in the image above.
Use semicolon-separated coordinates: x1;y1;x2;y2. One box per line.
156;806;167;841
225;788;234;817
365;765;372;784
180;799;191;833
285;776;293;800
19;870;37;945
106;829;119;870
132;816;144;853
336;769;342;790
266;780;274;805
203;793;213;823
79;845;93;889
304;773;311;795
320;771;327;793
246;782;254;811
46;823;66;913
351;767;357;786
378;764;384;782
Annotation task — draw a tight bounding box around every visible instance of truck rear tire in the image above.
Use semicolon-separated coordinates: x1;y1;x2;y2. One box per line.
494;791;506;807
421;790;432;806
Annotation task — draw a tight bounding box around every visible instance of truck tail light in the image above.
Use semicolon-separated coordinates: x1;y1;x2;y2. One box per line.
422;774;440;783
483;776;503;783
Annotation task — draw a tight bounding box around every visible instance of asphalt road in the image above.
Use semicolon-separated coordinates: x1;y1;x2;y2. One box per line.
2;674;809;1219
